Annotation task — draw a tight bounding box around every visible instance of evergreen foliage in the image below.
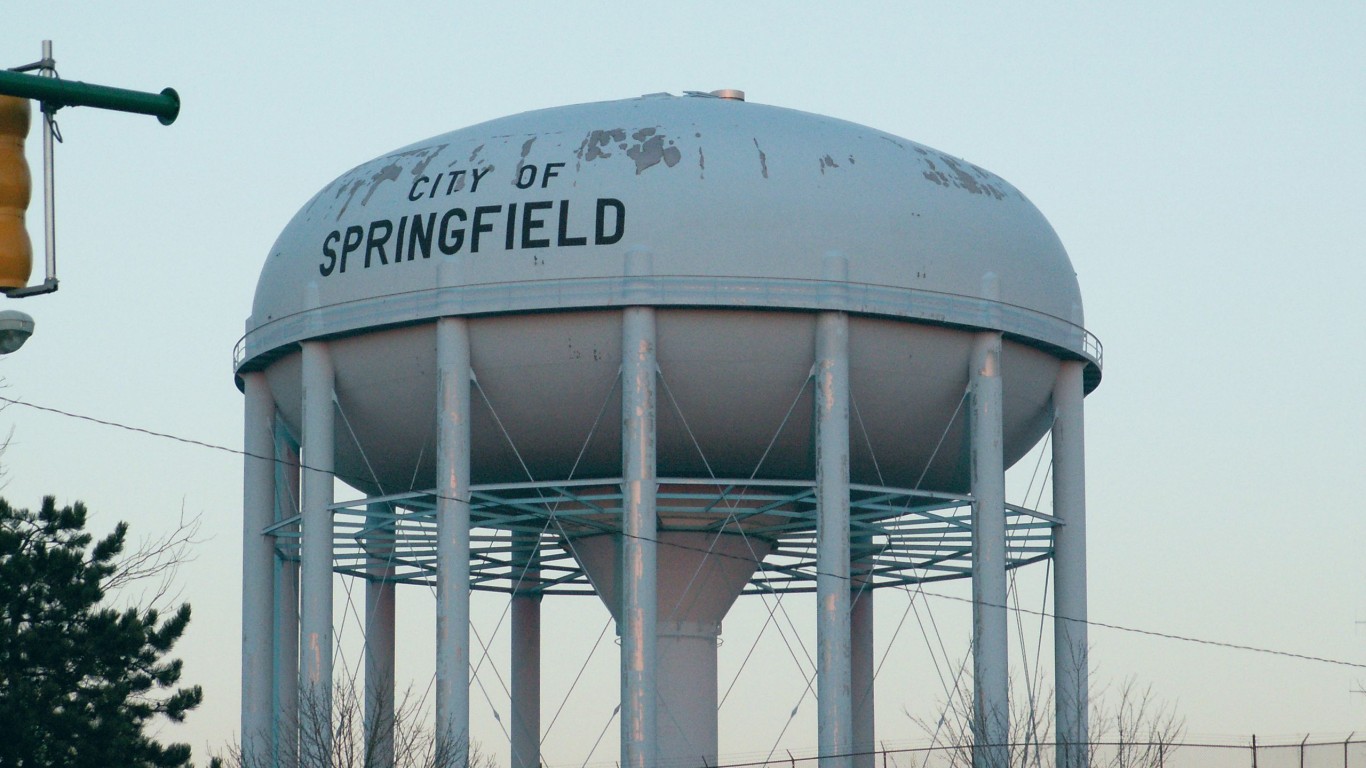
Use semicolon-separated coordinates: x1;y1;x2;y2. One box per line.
0;496;203;768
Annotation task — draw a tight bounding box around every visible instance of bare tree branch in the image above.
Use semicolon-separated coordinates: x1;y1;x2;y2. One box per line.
217;677;496;768
910;655;1184;768
104;502;205;613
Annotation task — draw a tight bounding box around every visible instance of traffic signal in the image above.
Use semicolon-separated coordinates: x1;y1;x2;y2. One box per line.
0;94;31;291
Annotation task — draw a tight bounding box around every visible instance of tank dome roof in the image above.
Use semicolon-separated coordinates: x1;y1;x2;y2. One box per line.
240;92;1096;376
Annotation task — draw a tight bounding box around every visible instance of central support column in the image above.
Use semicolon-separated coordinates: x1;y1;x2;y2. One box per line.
300;341;336;765
621;305;658;768
241;371;276;766
970;330;1008;768
510;532;542;768
437;317;473;757
815;310;852;768
1052;360;1089;768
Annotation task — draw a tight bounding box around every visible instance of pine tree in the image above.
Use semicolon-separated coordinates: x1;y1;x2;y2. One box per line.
0;496;204;768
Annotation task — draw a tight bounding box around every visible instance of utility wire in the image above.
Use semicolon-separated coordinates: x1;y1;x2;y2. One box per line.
5;393;1366;672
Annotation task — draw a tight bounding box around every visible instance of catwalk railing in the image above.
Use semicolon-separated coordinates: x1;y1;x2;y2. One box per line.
674;737;1366;768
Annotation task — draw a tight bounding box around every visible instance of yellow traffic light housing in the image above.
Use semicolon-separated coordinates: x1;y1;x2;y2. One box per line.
0;94;31;291
0;40;179;298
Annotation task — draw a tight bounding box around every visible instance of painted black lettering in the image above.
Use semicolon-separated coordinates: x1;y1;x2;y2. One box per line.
505;203;519;250
542;162;564;188
428;172;444;199
438;208;467;254
471;165;494;193
340;225;364;273
595;198;626;245
365;220;393;267
408;176;427;202
471;205;500;253
410;212;436;259
522;201;553;248
394;216;407;262
445;170;466;195
557;199;587;247
515;165;537;189
321;231;340;276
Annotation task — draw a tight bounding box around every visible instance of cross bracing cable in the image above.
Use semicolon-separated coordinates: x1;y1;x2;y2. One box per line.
470;368;617;604
761;669;818;768
917;640;974;768
541;615;613;744
469;369;638;756
577;703;619;768
849;381;971;723
7;391;1366;671
1003;433;1051;760
468;618;513;743
655;365;821;701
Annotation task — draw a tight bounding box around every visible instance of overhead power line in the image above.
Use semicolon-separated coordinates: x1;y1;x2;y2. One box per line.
4;393;1365;672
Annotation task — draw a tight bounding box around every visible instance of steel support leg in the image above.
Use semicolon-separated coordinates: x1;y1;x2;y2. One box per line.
1052;361;1088;768
850;558;874;768
511;532;542;768
300;341;336;765
437;317;472;758
816;310;852;768
970;330;1008;768
621;306;658;768
242;372;276;765
365;502;397;768
274;429;301;768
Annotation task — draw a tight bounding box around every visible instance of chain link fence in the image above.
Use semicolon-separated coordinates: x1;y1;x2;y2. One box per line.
700;737;1366;768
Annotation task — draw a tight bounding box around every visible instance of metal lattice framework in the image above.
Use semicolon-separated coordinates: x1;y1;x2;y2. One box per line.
264;477;1058;595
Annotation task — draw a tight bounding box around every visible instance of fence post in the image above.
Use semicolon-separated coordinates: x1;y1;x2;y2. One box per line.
1252;734;1258;768
1345;731;1354;768
1300;734;1308;768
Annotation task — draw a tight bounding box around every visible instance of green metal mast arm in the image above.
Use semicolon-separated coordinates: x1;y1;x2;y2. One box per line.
0;69;179;125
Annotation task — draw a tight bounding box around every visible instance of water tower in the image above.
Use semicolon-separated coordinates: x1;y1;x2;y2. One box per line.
236;91;1101;768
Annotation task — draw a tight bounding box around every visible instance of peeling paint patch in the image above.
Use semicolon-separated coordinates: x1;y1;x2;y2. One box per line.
697;147;705;178
360;163;402;206
410;145;446;178
515;137;539;183
335;178;365;220
881;135;906;150
819;154;840;174
468;144;485;162
922;152;1008;199
753;138;768;179
922;159;951;188
577;128;627;161
626;131;681;174
333;147;445;219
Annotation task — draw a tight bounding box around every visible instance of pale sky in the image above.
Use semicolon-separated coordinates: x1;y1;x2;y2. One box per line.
2;2;1364;765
